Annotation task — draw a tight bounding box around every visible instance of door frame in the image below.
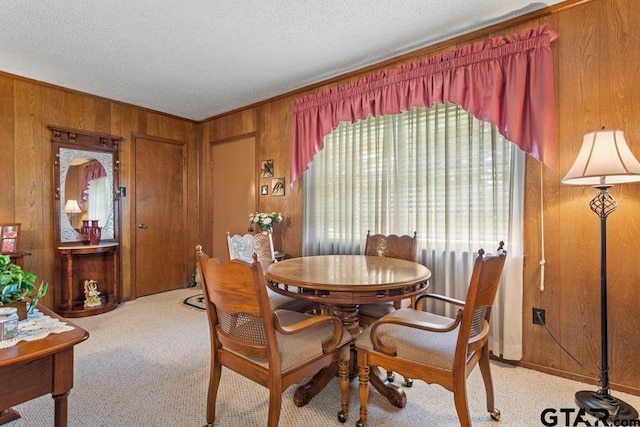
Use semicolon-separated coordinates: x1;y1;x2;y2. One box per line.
130;132;189;298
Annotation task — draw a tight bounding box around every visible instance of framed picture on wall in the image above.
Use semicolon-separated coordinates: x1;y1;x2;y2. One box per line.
261;159;274;178
1;238;16;253
271;178;285;196
0;223;20;254
260;185;269;195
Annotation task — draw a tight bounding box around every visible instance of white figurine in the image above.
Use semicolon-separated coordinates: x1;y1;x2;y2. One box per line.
83;279;102;307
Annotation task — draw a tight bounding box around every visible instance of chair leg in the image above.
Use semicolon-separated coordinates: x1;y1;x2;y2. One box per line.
338;348;350;423
356;363;370;427
479;345;500;420
206;361;222;425
266;386;283;427
452;374;472;427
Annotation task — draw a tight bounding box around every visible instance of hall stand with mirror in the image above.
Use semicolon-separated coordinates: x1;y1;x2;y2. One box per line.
50;126;122;317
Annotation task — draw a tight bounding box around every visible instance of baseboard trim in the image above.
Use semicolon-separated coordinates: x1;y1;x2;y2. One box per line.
490;354;640;397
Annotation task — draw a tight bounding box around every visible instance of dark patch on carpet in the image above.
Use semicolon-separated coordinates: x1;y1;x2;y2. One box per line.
183;294;206;310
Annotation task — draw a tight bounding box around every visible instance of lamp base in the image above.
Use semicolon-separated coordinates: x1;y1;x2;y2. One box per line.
576;390;638;421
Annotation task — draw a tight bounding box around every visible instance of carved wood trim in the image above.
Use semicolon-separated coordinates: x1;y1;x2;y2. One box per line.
48;125;123;150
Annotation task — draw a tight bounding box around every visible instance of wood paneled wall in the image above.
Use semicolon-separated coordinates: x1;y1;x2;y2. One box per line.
0;75;199;306
2;0;638;395
199;0;640;394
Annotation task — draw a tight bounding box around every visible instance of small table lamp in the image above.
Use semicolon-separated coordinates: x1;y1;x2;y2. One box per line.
64;199;82;225
562;128;640;421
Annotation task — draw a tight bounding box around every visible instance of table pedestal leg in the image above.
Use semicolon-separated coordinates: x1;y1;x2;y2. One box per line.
331;305;360;337
292;305;358;406
293;363;338;407
368;367;407;408
333;304;407;408
291;303;408;409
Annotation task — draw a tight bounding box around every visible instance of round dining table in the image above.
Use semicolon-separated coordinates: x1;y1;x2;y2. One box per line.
265;255;431;408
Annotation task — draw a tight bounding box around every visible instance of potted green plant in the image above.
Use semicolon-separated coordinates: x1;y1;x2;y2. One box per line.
0;254;48;319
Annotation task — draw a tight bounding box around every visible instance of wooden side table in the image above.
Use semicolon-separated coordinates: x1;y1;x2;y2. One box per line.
55;242;119;317
0;306;89;426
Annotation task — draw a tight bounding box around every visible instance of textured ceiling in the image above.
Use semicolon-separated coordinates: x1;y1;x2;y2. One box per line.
0;0;564;121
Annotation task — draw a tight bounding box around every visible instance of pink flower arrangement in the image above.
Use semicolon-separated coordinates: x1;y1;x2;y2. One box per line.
248;212;283;232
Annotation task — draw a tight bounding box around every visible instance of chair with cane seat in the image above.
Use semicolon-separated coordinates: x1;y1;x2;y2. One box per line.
354;242;507;427
358;230;418;386
358;231;418;326
196;245;352;427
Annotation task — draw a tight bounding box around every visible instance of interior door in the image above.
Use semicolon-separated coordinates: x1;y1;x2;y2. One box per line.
211;136;256;260
135;136;186;296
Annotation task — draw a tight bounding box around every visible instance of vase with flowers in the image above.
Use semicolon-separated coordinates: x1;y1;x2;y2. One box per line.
248;212;283;233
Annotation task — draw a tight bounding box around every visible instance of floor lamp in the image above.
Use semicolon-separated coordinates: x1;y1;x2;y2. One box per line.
562;128;640;421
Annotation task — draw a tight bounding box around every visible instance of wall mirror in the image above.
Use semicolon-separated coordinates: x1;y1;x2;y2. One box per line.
50;126;122;244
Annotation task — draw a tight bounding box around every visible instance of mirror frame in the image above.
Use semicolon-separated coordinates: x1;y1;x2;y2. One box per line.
50;126;122;245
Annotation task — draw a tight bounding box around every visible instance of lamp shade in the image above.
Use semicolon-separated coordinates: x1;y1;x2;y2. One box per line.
562;129;640;186
64;199;82;213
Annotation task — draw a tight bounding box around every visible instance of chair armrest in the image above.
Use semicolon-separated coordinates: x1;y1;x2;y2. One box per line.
273;313;346;352
415;293;465;310
370;309;463;356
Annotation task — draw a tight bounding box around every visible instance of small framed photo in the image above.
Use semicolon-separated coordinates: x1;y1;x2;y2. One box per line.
261;159;274;178
260;185;269;195
0;224;20;254
1;239;16;253
271;178;285;196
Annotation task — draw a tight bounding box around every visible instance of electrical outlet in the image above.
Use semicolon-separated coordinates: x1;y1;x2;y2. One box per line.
533;308;545;325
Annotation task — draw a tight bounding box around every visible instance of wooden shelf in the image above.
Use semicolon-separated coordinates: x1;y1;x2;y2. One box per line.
55;242;120;318
56;294;118;318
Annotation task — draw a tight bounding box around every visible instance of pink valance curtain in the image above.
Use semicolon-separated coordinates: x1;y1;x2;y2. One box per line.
291;24;559;185
81;161;107;206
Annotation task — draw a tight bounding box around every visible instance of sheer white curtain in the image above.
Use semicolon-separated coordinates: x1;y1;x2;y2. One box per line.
302;102;524;360
86;176;111;228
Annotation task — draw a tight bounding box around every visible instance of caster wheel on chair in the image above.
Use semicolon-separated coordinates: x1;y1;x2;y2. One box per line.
490;408;501;421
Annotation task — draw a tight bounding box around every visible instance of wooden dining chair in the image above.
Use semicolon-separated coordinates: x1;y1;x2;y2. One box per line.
196;245;352;427
359;231;418;324
358;231;418;386
226;232;312;312
354;242;507;427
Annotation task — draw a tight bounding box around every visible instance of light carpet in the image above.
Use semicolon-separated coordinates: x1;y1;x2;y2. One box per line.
6;288;640;426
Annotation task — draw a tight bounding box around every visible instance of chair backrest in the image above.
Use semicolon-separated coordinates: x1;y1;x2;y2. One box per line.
364;231;417;261
456;242;507;357
227;232;276;273
196;245;277;359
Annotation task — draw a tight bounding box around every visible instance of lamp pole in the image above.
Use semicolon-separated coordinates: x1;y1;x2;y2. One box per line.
562;129;640;421
596;187;610;400
573;185;637;421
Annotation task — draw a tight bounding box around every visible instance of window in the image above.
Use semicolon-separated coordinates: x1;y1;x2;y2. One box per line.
302;102;525;359
303;102;521;258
